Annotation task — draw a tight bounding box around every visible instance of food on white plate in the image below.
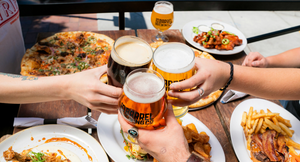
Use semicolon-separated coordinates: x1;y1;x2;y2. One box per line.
241;107;300;162
3;146;71;162
120;120;212;162
192;25;242;50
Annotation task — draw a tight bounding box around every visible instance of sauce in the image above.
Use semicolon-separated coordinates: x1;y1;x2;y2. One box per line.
198;25;210;32
31;137;34;141
45;137;92;161
211;23;224;31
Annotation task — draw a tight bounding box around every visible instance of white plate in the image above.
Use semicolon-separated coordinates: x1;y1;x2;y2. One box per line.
182;20;247;55
230;98;300;162
97;113;225;162
0;125;109;162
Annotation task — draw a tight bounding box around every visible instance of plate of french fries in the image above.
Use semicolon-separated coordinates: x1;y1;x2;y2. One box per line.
230;98;300;162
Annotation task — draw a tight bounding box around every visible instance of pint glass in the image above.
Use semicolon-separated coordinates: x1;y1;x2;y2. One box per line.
119;68;166;129
152;43;195;118
107;36;153;87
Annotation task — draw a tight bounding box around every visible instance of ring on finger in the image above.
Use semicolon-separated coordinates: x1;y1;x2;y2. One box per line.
128;127;139;139
198;87;205;97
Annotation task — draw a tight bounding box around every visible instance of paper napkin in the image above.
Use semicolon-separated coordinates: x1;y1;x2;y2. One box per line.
13;115;97;129
220;90;248;104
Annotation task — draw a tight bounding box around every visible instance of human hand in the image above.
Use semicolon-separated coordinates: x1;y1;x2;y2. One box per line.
64;65;122;114
118;104;191;162
168;58;230;105
242;52;268;67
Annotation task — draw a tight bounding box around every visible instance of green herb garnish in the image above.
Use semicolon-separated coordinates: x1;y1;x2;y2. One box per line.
28;151;45;162
192;26;199;34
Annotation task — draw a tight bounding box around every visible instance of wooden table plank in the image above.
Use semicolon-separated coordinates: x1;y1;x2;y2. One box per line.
137;29;238;162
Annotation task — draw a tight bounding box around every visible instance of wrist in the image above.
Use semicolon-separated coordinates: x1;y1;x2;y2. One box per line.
219;62;234;91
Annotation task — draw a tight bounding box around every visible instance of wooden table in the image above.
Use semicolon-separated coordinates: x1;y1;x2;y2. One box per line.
13;29;282;162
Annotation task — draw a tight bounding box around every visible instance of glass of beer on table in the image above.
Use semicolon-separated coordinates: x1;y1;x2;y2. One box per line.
152;43;195;118
119;68;167;143
107;36;153;87
151;1;174;42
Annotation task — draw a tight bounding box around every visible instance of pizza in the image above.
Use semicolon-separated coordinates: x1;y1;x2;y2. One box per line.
20;31;114;83
150;42;223;108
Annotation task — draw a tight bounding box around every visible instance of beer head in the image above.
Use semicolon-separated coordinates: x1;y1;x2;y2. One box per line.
112;36;153;67
154;1;173;15
124;68;165;104
153;43;195;74
107;36;153;87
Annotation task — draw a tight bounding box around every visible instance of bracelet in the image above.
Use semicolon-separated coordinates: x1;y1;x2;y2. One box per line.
186;152;204;162
219;62;234;91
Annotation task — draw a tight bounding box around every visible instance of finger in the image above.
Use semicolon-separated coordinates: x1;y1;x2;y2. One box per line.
95;83;123;98
164;103;178;125
168;88;203;102
94;108;118;114
88;103;119;112
88;93;120;106
169;74;203;91
118;110;133;132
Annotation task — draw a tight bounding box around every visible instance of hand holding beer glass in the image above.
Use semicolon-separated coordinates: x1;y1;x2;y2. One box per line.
151;1;174;42
119;68;167;144
152;43;195;118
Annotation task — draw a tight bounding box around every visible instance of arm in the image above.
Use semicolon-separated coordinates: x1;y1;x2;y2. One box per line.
0;66;122;114
168;58;300;103
243;47;300;68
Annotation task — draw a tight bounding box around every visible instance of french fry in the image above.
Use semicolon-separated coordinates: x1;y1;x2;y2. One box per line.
241;111;247;127
267;109;272;113
260;128;266;134
272;116;279;126
265;118;281;133
248;128;254;134
286;137;300;150
250;120;254;126
276;115;292;127
260;110;265;114
251;113;279;119
279;122;293;137
255;118;263;134
247;107;253;129
291;129;295;134
252;119;259;133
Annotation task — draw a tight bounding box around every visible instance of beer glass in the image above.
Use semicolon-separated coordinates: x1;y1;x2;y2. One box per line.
151;1;174;42
119;68;166;129
152;43;195;118
107;36;153;87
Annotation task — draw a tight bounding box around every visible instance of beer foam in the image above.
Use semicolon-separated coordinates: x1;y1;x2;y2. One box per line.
154;43;195;74
116;42;152;64
154;4;173;14
124;73;165;103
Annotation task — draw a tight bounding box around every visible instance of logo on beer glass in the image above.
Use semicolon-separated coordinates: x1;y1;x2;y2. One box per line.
119;68;166;129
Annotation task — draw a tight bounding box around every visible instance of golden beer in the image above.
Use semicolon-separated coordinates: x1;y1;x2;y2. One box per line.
119;68;166;129
152;43;195;118
151;2;174;32
150;1;174;42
